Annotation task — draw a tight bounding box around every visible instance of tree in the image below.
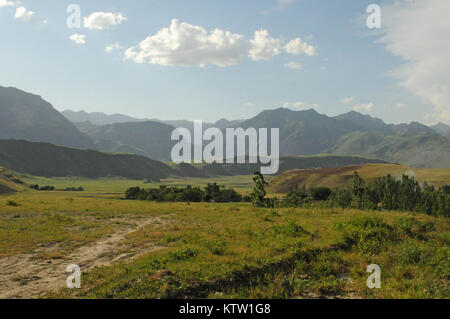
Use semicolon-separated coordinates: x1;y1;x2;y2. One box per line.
251;172;269;207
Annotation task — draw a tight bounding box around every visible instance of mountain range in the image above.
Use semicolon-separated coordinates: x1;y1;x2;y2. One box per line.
1;86;450;169
0;139;388;179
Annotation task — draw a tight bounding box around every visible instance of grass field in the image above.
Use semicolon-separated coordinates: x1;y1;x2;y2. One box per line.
0;175;448;299
21;174;255;193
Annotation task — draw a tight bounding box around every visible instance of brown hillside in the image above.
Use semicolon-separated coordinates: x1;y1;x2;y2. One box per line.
0;167;27;194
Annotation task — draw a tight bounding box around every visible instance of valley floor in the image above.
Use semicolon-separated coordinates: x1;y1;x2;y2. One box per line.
0;181;448;299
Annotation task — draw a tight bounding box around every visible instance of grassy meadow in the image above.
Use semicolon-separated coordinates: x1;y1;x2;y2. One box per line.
0;171;448;299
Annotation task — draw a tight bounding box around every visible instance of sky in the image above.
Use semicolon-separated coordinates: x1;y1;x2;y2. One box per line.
0;0;449;124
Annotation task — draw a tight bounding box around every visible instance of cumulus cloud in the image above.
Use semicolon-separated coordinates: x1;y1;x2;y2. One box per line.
284;38;317;56
243;102;257;107
354;103;374;113
284;101;319;111
14;6;33;21
124;19;246;67
70;33;86;44
379;0;450;123
284;61;302;70
341;97;355;105
105;42;122;53
248;29;282;61
83;12;127;30
125;19;316;67
0;0;15;7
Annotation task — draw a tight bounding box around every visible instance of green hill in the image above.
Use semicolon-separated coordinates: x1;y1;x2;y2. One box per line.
0;139;176;180
0;86;93;149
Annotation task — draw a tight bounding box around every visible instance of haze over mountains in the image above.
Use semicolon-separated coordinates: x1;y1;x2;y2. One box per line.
1;86;450;171
431;123;450;139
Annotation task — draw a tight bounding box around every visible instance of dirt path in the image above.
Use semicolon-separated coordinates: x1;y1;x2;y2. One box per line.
0;217;165;299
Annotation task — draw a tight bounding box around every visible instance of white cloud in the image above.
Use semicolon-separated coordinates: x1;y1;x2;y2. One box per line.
284;101;319;111
248;29;282;61
353;103;374;113
124;19;246;67
105;42;122;53
125;19;316;68
284;38;316;56
284;61;302;70
341;97;355;105
0;0;15;7
379;0;450;123
14;6;33;21
243;102;257;107
396;103;405;109
83;12;127;30
70;33;86;44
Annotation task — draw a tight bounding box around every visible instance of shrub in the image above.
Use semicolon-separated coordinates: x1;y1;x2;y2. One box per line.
273;221;310;237
336;217;397;254
310;187;332;201
6;200;19;207
39;185;55;191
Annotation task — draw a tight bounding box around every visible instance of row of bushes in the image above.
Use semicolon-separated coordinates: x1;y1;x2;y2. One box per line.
29;185;84;191
251;172;449;217
125;183;247;203
30;184;55;191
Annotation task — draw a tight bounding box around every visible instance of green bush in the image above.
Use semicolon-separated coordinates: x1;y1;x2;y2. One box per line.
336;217;397;254
6;200;19;207
126;184;242;203
310;187;332;201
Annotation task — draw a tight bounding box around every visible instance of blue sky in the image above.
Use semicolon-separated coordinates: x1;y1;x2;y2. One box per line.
1;0;449;124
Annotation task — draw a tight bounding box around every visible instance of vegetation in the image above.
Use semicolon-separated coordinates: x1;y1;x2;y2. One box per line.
269;163;450;193
0;174;448;299
330;173;449;217
255;172;449;217
125;183;246;203
30;184;55;191
6;200;19;207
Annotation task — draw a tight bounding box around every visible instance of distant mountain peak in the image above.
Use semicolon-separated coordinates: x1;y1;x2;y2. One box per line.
62;110;147;126
0;86;94;149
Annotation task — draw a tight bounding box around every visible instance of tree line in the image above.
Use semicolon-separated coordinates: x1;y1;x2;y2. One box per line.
250;172;449;217
125;183;247;203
